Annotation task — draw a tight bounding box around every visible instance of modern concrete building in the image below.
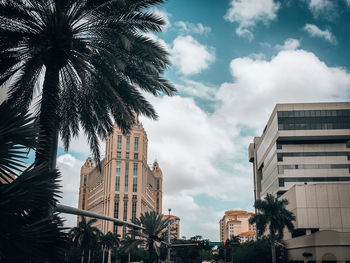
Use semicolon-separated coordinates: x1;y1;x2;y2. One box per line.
248;102;350;262
162;214;180;240
248;102;350;201
219;210;256;243
282;183;350;262
78;120;163;238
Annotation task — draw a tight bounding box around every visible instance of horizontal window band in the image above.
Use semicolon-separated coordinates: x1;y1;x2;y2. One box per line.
278;151;350;157
278;176;350;187
280;164;350;170
277;110;350;118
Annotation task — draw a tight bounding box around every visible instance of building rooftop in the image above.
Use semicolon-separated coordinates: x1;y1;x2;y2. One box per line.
239;231;255;236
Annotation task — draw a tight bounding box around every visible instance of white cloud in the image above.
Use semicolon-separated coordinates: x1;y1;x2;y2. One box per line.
275;38;300;50
303;0;335;18
175;79;216;100
174;21;211;35
216;49;350;133
224;0;280;41
172;35;215;75
57;154;84;228
303;24;336;44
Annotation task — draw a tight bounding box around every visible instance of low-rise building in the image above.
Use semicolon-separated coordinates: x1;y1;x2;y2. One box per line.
162;214;180;240
219;210;256;243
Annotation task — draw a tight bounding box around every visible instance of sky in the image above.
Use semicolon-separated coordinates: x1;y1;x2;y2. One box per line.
34;0;350;241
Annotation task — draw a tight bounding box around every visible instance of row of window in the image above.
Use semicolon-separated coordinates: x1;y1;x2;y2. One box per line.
277;164;350;174
115;161;138;192
116;151;139;160
278;176;350;187
277;109;350;118
117;135;139;151
277;151;350;161
277;116;350;130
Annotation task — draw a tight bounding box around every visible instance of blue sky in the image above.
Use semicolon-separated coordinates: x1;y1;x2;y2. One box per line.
55;0;350;241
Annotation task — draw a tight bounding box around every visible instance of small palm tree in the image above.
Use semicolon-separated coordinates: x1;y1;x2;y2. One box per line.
132;211;169;263
0;102;67;262
70;217;101;263
100;232;120;263
249;193;295;263
0;0;176;170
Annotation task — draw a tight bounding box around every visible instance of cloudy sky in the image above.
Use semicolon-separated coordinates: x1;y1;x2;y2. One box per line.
41;0;350;241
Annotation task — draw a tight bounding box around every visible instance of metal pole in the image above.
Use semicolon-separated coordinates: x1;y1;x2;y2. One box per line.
167;208;171;263
56;204;144;229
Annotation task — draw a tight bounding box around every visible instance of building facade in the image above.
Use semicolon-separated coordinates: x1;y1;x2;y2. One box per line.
219;210;255;243
248;102;350;262
162;214;180;240
248;102;350;201
78;121;163;238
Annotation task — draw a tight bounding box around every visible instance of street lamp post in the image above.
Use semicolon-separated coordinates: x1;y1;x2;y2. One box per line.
167;208;171;263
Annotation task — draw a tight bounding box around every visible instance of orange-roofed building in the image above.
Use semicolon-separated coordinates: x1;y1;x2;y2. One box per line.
238;231;255;243
219;210;256;242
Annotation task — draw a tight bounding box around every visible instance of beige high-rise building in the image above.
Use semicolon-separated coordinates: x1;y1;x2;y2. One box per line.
219;210;255;243
78;120;163;238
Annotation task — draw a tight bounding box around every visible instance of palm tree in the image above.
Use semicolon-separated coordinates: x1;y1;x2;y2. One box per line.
70;217;101;263
99;232;120;263
0;102;67;262
249;193;295;263
0;0;176;170
132;211;169;263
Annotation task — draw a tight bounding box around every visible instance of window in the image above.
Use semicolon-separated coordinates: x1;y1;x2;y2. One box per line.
133;163;138;192
126;136;130;150
114;201;119;218
123;201;128;238
126;152;129;159
277;153;283;162
134;153;138;160
134;137;139;151
83;175;87;186
117;151;121;158
115;161;121;191
157;179;160;190
132;202;137;220
124;162;129;192
123;201;128;220
117;135;122;149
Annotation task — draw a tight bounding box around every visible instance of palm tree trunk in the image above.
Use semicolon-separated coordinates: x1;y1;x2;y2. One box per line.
35;64;60;171
88;249;91;263
107;249;111;263
102;248;105;263
271;240;276;263
81;249;84;263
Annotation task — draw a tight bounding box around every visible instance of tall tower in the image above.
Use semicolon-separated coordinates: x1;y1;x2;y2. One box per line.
152;161;163;214
78;158;94;214
78;120;164;238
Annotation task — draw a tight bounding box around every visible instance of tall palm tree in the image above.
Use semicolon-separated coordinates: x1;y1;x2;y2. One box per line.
70;217;101;263
249;193;295;263
132;211;169;263
0;0;176;170
0;102;67;262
